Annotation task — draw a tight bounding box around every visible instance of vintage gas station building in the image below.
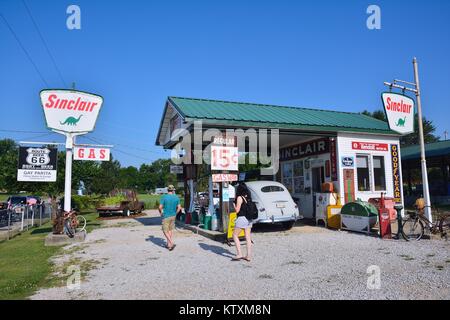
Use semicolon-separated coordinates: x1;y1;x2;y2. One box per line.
156;96;404;231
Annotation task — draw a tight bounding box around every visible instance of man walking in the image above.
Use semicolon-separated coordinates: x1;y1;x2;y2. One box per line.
158;185;182;251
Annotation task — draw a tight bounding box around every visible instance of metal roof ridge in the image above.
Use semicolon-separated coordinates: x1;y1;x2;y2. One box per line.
168;96;375;117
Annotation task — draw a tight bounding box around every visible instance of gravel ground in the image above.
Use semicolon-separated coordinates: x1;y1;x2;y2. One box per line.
31;210;450;300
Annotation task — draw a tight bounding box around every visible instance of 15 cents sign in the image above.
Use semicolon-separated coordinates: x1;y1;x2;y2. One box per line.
211;146;238;171
40;89;104;133
381;92;415;135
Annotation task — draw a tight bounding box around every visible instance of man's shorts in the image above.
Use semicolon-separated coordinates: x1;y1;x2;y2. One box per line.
162;216;176;232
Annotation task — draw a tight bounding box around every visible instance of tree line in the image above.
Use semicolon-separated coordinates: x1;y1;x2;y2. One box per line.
0;139;177;195
360;110;440;146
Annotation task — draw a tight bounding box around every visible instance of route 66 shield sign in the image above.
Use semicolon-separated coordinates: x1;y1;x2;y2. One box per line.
17;147;57;182
26;148;50;166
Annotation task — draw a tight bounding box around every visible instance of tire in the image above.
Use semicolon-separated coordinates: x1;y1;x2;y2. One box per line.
438;215;450;240
76;215;87;233
64;219;75;238
282;221;295;230
123;207;130;217
402;218;424;241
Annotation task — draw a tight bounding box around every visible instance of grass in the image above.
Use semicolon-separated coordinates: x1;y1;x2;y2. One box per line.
0;210;102;300
138;193;185;209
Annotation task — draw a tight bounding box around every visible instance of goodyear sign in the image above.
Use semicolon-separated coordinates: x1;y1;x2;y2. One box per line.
391;144;402;204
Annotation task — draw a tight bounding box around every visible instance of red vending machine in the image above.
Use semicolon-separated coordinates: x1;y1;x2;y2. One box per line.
378;193;392;239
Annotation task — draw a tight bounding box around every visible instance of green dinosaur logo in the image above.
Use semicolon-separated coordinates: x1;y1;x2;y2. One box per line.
60;115;82;126
396;117;406;127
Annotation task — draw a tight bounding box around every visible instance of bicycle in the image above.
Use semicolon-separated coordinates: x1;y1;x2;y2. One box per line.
63;210;87;238
401;205;450;241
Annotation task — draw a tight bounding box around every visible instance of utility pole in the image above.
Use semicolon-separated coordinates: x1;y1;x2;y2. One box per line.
413;57;432;222
383;57;432;222
444;130;448;140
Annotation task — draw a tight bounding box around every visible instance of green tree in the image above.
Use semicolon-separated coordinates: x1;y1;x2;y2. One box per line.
361;110;440;147
0;139;19;193
91;154;121;194
118;166;139;189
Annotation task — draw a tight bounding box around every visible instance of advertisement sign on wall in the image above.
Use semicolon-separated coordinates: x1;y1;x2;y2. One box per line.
74;147;110;161
352;141;388;152
391;144;402;204
341;156;355;167
280;138;329;162
40;89;104;133
170;165;184;174
382;92;415;135
17;147;57;182
330;138;337;180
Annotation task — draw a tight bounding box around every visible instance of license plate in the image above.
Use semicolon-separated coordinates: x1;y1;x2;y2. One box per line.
276;203;285;208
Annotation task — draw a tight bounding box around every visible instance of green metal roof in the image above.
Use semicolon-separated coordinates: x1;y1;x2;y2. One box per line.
167;96;397;135
401;140;450;160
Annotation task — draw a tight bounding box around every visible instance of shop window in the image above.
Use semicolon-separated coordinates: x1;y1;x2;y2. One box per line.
293;160;304;194
282;162;293;193
356;155;370;191
373;156;386;191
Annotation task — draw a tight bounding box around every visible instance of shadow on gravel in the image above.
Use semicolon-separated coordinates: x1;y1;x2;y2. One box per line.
198;242;234;258
134;216;163;226
146;235;167;248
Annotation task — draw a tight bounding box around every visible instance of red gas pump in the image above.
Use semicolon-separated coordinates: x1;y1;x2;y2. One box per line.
185;211;192;224
378;193;392;239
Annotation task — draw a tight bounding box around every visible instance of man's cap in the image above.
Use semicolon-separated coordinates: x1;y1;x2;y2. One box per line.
168;185;175;191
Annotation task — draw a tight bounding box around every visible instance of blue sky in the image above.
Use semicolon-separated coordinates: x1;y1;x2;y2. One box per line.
1;0;449;167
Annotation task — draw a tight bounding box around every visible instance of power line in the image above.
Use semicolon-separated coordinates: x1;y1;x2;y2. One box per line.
82;136;166;162
0;13;49;86
83;135;167;155
0;129;48;134
21;0;68;88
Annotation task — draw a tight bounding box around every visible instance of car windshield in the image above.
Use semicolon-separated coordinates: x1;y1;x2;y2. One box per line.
10;197;26;204
261;186;285;193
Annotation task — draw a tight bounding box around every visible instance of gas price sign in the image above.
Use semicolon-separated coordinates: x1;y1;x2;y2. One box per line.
211;146;238;171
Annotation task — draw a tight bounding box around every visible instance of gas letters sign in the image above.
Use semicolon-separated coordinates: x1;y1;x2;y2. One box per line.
17;147;57;182
382;92;415;135
40;89;104;133
74;147;110;161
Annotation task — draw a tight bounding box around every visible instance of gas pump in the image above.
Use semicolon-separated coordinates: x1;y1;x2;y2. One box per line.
378;193;392;239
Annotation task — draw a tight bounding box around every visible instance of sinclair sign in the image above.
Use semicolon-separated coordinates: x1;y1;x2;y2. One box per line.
381;92;415;135
40;89;104;133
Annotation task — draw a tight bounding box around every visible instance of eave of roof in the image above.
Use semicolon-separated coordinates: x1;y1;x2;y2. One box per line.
401;140;450;160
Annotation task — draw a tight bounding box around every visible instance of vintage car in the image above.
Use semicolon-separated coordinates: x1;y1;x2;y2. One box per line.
244;181;302;229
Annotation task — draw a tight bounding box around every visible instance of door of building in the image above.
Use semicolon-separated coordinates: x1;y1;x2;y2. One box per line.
312;166;325;218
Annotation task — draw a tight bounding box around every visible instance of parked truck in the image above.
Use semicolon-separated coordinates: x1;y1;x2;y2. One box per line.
96;189;145;217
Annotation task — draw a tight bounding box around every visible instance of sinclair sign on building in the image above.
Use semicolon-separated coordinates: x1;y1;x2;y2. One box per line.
40;89;104;133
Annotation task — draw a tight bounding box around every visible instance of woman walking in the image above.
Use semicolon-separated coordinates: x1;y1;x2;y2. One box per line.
232;183;253;262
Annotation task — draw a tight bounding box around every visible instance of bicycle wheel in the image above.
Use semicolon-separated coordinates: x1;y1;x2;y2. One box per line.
76;215;87;233
438;215;450;240
64;219;75;238
402;217;424;241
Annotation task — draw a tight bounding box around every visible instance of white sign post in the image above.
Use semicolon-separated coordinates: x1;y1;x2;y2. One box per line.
40;89;104;212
